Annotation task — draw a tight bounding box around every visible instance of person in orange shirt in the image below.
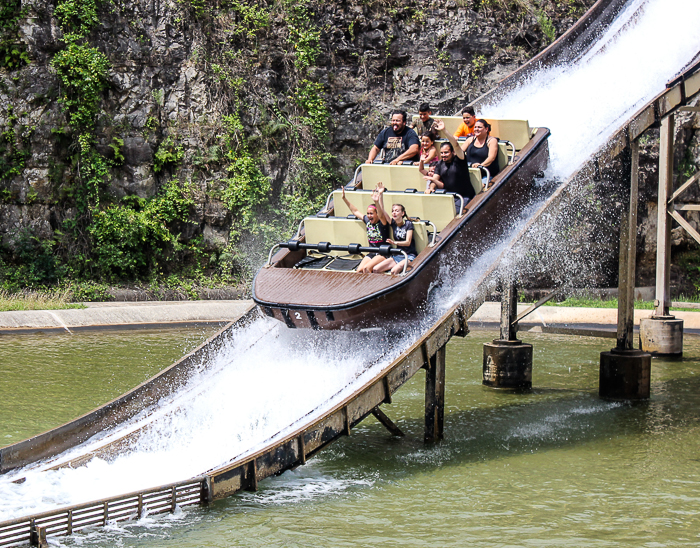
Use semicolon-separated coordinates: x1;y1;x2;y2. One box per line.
453;106;476;138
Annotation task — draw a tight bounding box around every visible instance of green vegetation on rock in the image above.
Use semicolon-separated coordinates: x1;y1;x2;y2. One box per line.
0;0;28;70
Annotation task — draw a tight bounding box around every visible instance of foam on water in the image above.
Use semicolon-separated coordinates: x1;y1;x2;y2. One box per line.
0;320;415;519
3;0;700;523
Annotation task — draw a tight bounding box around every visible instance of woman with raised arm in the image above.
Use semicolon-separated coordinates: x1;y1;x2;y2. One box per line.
422;119;476;213
341;185;390;273
460;118;500;183
372;186;417;275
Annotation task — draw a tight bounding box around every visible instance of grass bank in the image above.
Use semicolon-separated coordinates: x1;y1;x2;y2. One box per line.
0;290;86;312
536;296;700;312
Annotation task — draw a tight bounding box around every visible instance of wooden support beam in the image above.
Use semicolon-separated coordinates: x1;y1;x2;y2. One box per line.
617;140;640;350
382;376;392;404
137;494;143;518
344;407;351;436
655;114;674;317
500;281;518;341
673;203;700;211
246;460;258;492
371;407;405;437
669;169;700;202
200;477;213;505
424;345;446;443
298;433;306;465
29;522;47;548
420;342;430;369
669;210;700;246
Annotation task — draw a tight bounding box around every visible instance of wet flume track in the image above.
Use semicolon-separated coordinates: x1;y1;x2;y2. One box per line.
2;0;700;543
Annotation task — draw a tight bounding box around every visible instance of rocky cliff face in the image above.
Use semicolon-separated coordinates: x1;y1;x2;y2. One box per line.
2;0;698;293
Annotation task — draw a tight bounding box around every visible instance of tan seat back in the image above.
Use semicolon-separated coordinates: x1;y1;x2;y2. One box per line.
303;217;368;256
433;116;464;136
409;116;531;151
402;220;430;254
361;164;426;192
484;119;531;151
333;191;457;232
410;115;465;137
497;142;510;171
466;168;482;195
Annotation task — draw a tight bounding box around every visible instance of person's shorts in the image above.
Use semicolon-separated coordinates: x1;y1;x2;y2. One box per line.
392;253;417;263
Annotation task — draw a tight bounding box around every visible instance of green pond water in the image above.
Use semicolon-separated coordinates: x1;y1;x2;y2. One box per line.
0;326;224;446
2;327;699;546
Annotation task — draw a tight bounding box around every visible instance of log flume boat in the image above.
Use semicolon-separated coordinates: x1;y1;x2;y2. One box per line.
253;118;550;330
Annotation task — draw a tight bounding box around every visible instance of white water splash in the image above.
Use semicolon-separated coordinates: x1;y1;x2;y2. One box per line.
482;0;700;179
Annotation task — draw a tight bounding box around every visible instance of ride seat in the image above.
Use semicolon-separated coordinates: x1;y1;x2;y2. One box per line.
332;190;458;232
486;119;531;151
409;116;531;151
303;217;368;255
398;221;431;254
497;141;515;171
302;216;433;263
360;164;425;192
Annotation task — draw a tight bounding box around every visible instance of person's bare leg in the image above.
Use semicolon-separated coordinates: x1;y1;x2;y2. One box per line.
373;258;394;273
365;254;385;272
391;259;407;275
357;256;373;273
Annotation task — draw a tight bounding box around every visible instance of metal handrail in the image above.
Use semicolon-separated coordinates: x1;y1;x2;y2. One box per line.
478;167;491;190
0;478;206;547
500;139;516;164
292;219;305;240
398;250;409;275
352;164;363;186
265;244;281;267
278;240;404;258
323;190;335;213
454;193;465;216
423;220;438;247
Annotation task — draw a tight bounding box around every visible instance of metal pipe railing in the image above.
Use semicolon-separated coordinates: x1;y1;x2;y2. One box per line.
0;478;206;547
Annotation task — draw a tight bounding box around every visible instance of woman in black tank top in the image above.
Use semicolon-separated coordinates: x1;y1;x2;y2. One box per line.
463;119;500;179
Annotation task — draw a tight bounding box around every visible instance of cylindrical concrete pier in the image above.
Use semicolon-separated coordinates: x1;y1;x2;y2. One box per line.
483;339;532;390
639;316;683;356
599;348;651;400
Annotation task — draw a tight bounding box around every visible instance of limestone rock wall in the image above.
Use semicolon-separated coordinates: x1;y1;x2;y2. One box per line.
5;0;698;292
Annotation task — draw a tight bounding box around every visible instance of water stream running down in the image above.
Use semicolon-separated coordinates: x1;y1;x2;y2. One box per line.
483;0;700;180
2;0;700;536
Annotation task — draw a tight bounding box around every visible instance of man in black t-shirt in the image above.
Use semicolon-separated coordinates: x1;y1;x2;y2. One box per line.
366;110;420;165
423;119;475;213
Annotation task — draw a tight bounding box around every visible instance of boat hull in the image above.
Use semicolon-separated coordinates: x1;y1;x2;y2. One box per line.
253;128;551;330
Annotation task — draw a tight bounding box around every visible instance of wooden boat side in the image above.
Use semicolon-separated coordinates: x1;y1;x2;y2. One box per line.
253;128;550;329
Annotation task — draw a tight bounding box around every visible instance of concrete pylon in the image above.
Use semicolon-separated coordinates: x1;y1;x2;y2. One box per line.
483;281;532;390
600;139;651;400
639;114;683;356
